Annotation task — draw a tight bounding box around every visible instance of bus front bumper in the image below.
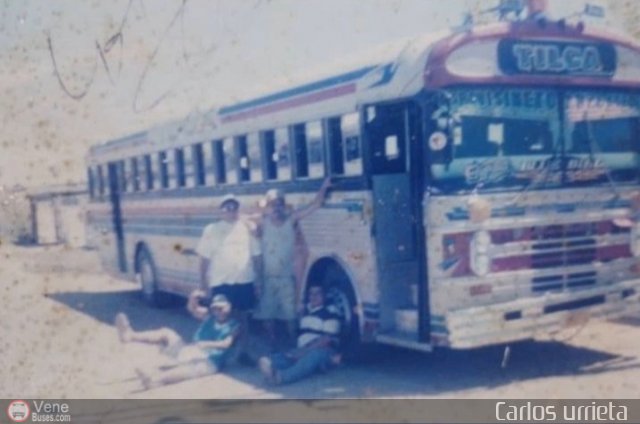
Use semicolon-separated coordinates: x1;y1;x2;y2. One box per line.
443;278;640;349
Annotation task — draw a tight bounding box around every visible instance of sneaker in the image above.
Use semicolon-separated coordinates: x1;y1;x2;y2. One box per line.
115;313;132;343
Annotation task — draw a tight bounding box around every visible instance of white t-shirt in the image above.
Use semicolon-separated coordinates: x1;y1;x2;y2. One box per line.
195;219;261;288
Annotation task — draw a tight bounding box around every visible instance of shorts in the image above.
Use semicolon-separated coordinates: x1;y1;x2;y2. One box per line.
210;282;255;311
253;276;296;321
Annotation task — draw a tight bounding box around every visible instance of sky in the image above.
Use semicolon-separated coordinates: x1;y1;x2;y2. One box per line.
0;0;622;189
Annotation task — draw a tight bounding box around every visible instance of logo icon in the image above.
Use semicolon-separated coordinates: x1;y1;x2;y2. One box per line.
7;400;30;423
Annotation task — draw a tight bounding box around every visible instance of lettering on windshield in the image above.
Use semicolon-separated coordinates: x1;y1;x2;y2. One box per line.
498;40;616;77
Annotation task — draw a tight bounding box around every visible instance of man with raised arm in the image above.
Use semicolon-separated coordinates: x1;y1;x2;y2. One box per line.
254;177;332;348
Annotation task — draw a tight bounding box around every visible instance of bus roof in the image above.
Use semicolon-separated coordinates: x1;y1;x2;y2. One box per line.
89;19;640;162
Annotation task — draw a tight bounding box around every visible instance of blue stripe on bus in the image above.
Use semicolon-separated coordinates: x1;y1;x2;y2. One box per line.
219;65;378;116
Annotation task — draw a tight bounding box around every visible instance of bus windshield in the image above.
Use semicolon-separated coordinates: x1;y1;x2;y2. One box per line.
429;88;640;192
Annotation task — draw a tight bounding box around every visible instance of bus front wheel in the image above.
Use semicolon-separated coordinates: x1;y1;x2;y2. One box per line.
323;278;362;361
136;247;168;307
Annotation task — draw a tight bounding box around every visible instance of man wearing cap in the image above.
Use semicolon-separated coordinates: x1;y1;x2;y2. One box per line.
114;290;239;389
254;177;331;347
195;194;262;363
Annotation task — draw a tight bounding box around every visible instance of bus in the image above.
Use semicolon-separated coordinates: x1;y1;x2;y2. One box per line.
87;0;640;353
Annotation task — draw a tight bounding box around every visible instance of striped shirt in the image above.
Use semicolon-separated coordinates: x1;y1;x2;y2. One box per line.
297;305;341;348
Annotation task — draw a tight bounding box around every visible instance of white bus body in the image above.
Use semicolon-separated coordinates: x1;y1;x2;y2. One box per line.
87;12;640;351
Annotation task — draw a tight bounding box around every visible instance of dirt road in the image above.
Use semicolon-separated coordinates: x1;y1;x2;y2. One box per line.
2;244;639;399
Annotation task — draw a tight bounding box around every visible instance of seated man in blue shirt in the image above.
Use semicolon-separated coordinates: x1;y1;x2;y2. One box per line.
258;283;342;385
115;290;238;389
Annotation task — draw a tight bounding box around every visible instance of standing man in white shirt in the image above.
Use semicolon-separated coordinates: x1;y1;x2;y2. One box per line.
195;194;262;364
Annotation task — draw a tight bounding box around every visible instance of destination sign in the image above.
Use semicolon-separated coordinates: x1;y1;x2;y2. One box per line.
498;39;616;77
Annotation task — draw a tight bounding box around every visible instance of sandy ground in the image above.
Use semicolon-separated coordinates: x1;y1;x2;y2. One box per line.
1;243;640;399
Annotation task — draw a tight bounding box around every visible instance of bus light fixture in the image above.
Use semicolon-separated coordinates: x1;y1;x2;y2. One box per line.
470;230;492;276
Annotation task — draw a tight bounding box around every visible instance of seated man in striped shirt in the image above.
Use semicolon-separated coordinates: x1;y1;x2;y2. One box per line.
258;283;342;385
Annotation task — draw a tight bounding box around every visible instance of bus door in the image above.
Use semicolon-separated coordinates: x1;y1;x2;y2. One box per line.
106;162;127;273
365;102;429;343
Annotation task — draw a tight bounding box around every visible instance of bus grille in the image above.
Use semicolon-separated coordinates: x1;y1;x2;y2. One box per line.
527;222;626;293
530;223;598;269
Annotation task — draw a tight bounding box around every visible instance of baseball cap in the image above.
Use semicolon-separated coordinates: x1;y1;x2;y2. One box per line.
220;194;239;209
260;188;285;207
210;294;232;310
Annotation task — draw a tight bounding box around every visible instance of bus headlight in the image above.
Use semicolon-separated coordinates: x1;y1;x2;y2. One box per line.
470;230;492;276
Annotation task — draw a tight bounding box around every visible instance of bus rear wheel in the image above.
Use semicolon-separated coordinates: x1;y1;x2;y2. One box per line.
136;247;169;307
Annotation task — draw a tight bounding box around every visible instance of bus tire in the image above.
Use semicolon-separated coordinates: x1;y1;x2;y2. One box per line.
320;271;363;362
136;247;169;308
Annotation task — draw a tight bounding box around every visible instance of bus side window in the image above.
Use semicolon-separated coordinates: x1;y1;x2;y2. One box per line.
87;167;95;199
175;148;186;188
96;165;104;198
182;146;196;187
328;113;362;176
159;151;170;189
342;113;362;175
183;146;194;187
236;135;250;182
223;138;237;184
247;133;262;182
213;140;226;184
143;155;153;190
275;128;291;180
130;157;140;192
118;160;127;192
137;157;147;191
307;121;325;178
192;143;205;186
327;117;344;175
262;130;277;180
202;142;215;186
292;123;308;178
